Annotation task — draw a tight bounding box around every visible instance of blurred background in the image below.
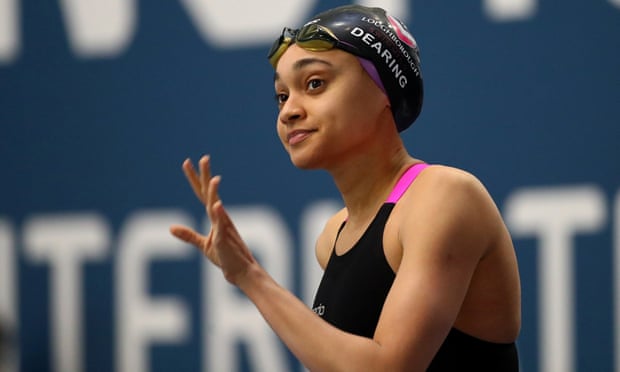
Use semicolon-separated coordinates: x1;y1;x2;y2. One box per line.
0;0;618;371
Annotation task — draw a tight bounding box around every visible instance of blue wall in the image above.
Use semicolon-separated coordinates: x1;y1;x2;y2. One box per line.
0;1;619;371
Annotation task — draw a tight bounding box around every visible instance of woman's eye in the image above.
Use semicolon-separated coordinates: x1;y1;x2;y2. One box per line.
307;79;324;90
275;93;288;105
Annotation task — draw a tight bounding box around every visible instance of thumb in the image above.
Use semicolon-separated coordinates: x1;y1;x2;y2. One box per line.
170;225;203;247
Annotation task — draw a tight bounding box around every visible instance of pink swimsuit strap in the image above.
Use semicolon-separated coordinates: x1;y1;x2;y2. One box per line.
385;163;429;203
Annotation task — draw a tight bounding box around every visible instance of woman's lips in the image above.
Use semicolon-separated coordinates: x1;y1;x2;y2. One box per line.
287;129;316;145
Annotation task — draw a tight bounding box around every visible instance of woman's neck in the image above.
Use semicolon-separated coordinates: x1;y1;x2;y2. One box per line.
329;145;416;223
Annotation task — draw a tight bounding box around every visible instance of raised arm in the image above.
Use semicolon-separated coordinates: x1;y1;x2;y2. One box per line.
170;158;499;371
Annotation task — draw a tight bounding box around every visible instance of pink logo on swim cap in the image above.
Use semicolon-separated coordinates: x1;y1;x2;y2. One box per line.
387;15;416;48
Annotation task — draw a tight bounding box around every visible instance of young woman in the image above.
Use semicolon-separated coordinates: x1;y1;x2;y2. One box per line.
170;5;521;371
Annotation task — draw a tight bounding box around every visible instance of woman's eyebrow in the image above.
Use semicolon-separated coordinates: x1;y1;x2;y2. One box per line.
292;57;333;71
274;57;334;82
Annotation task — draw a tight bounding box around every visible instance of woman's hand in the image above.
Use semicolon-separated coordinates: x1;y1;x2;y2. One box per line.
169;155;256;285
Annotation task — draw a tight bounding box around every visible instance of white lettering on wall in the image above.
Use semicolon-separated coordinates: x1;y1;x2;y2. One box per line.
503;186;606;372
0;218;18;372
204;206;290;372
179;0;315;47
59;0;136;57
0;0;18;63
356;0;409;21
9;0;617;63
484;0;537;21
3;190;620;370
116;210;193;372
23;214;110;372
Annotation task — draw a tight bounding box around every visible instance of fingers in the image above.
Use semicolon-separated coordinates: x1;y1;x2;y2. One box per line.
211;200;254;263
199;155;212;199
196;155;219;216
170;225;220;266
178;155;224;233
170;224;204;248
206;175;222;221
182;158;204;203
182;155;222;208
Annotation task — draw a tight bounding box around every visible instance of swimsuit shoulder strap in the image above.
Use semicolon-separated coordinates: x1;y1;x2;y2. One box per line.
385;163;429;204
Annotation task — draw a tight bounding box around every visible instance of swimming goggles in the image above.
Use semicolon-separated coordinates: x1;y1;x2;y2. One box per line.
268;24;359;68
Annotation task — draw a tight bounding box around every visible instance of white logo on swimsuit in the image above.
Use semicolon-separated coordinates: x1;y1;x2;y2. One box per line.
313;304;326;316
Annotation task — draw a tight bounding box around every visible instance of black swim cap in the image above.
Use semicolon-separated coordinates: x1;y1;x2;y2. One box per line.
270;5;423;132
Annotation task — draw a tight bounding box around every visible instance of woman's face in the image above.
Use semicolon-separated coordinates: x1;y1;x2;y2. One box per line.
273;44;391;170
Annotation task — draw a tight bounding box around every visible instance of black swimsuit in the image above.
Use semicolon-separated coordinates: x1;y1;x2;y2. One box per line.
312;164;518;371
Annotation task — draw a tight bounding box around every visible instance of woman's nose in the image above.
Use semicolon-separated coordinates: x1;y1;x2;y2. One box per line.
279;95;305;124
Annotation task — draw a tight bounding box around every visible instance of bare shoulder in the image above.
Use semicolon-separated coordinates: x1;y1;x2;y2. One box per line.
394;164;505;259
314;207;348;270
416;164;489;195
404;164;499;214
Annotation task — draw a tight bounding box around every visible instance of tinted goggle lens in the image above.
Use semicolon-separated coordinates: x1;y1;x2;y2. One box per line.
268;28;295;67
268;25;339;68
